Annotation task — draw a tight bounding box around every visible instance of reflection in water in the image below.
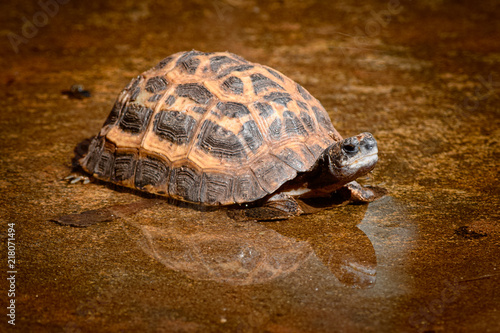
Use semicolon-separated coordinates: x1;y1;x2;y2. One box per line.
356;196;416;297
126;220;312;285
314;226;377;288
122;201;377;288
268;200;377;289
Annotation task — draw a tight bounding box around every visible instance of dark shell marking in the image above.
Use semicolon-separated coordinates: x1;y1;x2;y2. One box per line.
145;76;168;93
197;120;247;161
177;51;202;74
118;104;153;134
135;156;169;190
153;111;197;145
81;50;341;205
175;84;213;105
221;76;244;95
250;73;284;95
113;153;136;182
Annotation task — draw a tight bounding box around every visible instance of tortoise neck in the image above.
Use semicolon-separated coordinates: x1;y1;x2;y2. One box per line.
274;142;346;196
306;142;346;189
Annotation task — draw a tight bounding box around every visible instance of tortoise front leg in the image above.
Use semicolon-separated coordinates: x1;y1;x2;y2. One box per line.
344;181;386;203
264;193;305;215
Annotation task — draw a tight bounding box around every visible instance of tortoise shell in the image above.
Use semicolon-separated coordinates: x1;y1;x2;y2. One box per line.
81;50;343;205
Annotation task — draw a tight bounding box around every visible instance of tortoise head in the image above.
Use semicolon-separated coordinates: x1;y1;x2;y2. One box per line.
326;132;378;183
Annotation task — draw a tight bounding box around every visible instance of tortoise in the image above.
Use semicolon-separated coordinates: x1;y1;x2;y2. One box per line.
78;50;380;218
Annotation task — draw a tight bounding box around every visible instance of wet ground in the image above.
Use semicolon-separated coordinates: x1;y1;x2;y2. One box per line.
1;0;499;332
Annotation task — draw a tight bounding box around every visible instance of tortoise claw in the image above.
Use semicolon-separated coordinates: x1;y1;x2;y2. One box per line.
64;174;91;185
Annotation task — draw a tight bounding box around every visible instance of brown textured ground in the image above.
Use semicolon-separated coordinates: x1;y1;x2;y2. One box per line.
1;0;499;332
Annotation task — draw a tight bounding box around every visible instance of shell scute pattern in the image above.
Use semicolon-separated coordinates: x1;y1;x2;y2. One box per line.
233;173;267;204
94;141;115;179
164;95;176;106
118;103;153;134
81;51;341;205
275;144;315;173
200;172;234;205
209;55;238;72
250;73;285;95
153;110;197;145
177;51;204;74
215;101;250;118
197;120;248;161
135;155;170;191
221;76;244;95
264;91;293;106
283;110;308;137
240;120;264;152
145;76;169;94
175;83;213;105
113;152;137;183
168;166;202;202
250;155;297;194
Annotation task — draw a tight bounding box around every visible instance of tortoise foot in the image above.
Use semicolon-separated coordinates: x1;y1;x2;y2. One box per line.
345;181;387;203
64;174;91;185
229;194;305;221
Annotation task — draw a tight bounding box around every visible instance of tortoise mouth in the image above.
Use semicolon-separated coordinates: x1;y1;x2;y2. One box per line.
335;152;378;181
347;152;378;168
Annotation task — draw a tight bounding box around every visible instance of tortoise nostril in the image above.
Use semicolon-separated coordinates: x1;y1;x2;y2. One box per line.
342;143;359;155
